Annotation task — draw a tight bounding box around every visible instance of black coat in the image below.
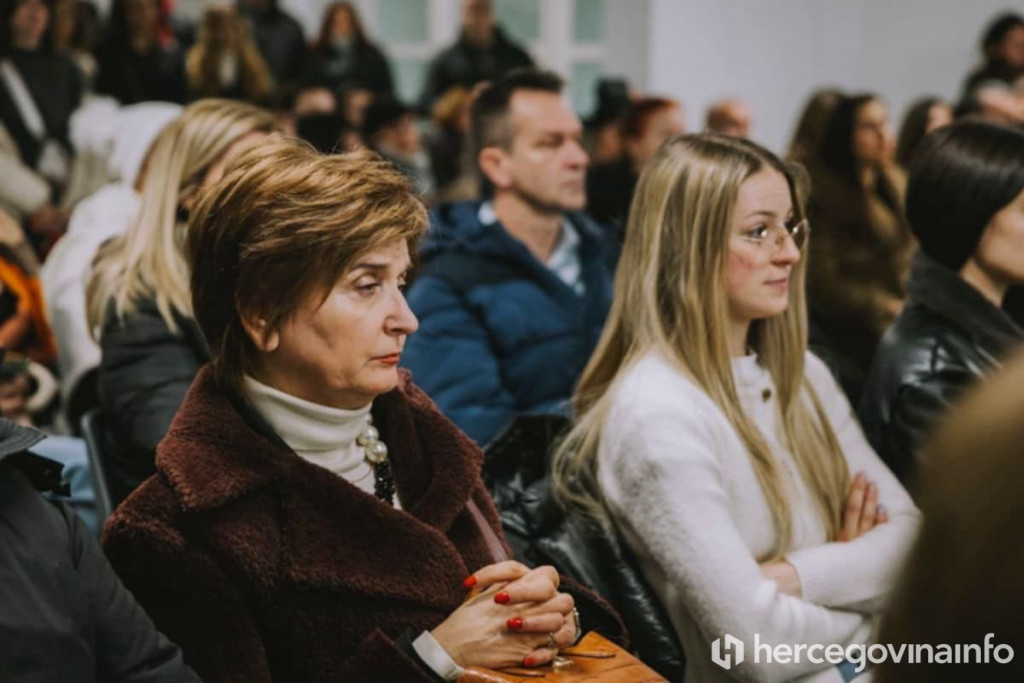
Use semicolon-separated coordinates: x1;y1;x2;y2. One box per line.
307;41;394;95
0;446;198;682
859;252;1023;485
419;28;533;111
585;157;636;238
95;41;188;105
97;297;210;505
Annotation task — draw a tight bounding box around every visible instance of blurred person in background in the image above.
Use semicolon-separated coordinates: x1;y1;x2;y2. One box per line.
185;4;273;104
586;96;684;234
0;0;83;213
308;1;393;97
806;93;913;401
95;0;187;105
894;96;952;169
238;0;305;95
860;121;1024;487
363;94;433;197
958;12;1024;123
52;0;97;88
787;87;842;168
583;77;632;165
41;101;180;431
705;97;752;138
86;99;277;506
420;0;533;112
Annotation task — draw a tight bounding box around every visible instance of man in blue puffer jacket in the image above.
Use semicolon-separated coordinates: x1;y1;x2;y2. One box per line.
403;69;618;446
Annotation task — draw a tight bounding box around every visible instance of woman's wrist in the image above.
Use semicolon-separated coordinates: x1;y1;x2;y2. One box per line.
412;630;464;682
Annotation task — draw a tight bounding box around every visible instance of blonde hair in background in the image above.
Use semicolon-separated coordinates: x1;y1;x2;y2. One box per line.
87;99;277;340
552;133;850;560
186;5;273;103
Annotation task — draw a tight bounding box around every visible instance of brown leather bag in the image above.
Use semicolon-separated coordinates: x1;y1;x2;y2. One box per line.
458;631;667;682
460;501;667;682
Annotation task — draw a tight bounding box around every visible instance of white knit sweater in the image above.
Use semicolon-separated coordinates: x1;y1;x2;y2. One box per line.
597;350;921;683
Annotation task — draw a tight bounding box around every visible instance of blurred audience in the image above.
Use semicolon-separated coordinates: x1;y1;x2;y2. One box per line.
238;0;305;95
95;0;186;105
860;121;1024;487
894;96;952;168
185;4;272;104
419;0;533;112
363;94;433;196
705;97;752;138
404;70;616;446
308;1;393;96
85;99;276;506
586;96;684;233
806;93;913;399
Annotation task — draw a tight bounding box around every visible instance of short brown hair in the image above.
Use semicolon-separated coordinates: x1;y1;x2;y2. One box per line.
187;139;428;388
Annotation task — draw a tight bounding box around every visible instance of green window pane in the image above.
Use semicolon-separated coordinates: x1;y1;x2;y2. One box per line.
574;0;606;43
393;58;429;104
570;62;603;118
378;0;428;43
495;0;540;44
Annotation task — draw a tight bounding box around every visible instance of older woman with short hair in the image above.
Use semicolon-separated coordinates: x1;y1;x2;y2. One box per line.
102;139;614;682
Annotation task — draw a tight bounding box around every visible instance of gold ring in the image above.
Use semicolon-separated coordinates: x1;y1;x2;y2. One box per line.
546;632;558;649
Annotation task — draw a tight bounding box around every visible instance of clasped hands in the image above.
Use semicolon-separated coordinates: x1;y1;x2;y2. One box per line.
431;560;578;670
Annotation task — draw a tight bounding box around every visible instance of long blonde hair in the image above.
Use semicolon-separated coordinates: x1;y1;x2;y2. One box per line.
552;134;850;560
87;99;277;339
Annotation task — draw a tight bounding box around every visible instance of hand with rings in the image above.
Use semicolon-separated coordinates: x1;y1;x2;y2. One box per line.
430;561;579;669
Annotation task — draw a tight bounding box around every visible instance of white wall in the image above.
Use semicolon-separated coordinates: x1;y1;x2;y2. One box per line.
646;0;1018;153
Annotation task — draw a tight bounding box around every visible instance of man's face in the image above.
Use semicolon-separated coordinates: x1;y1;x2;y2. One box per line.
488;90;589;214
462;0;494;45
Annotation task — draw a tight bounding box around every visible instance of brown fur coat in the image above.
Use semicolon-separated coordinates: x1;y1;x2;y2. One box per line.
102;367;538;682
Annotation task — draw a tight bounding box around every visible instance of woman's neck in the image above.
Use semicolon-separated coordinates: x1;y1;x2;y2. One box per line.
858;163;877;191
728;319;751;357
960;257;1008;308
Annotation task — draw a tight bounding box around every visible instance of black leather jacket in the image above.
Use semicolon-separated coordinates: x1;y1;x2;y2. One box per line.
483;416;685;682
859;252;1023;486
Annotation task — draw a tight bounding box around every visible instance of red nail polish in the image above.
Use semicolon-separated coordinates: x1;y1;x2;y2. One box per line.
463;575;477;588
523;657;535;667
507;616;524;630
494;591;511;605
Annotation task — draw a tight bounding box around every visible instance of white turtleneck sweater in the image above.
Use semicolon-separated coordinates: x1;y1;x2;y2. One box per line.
597;350;920;683
242;375;462;680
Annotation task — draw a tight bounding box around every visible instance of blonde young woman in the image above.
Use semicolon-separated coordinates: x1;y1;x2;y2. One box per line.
185;5;273;104
553;134;921;682
86;98;276;507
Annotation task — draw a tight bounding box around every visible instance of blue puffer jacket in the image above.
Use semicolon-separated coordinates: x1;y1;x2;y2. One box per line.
403;201;618;446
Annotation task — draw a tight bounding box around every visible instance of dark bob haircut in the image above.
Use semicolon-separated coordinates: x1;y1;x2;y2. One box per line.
906;119;1024;270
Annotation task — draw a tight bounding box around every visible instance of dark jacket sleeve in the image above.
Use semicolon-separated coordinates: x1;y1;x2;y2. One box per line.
66;504;201;683
885;363;973;483
403;275;517;445
103;502;447;683
98;304;202;470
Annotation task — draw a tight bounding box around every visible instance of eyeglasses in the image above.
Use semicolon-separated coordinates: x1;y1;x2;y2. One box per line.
734;218;810;253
